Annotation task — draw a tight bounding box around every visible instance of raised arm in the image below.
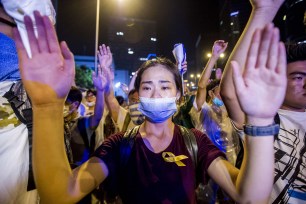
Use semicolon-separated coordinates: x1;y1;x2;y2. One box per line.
15;11;108;203
208;24;287;203
89;64;110;128
196;40;227;109
220;0;285;128
128;70;138;92
98;44;121;123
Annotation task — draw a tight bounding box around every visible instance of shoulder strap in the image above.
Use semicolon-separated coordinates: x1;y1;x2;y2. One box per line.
3;82;35;191
178;125;198;168
120;125;140;167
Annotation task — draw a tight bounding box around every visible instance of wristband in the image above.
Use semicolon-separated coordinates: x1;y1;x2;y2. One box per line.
243;124;280;136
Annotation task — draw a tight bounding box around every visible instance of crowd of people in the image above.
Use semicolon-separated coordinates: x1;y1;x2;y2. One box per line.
0;0;305;204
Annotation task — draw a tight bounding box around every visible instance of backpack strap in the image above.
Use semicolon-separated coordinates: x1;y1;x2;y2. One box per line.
178;125;198;168
120;125;140;167
3;82;35;191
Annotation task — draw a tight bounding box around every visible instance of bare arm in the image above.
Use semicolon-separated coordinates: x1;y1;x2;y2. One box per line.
89;64;111;128
128;70;138;92
15;12;109;203
208;24;287;203
220;0;285;128
196;40;227;109
97;44;122;123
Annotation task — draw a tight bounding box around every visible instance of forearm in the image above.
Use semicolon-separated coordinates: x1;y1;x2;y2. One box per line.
235;117;274;203
196;56;218;108
104;88;120;123
220;8;279;126
91;90;104;128
128;73;137;91
198;56;218;88
32;104;75;202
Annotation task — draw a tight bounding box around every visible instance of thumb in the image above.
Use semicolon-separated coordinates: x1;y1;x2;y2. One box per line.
231;61;246;95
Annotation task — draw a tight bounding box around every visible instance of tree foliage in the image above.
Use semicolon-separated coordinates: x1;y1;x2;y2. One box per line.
75;65;94;89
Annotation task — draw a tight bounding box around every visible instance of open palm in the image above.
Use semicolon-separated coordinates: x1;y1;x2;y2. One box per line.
232;24;287;119
15;11;74;106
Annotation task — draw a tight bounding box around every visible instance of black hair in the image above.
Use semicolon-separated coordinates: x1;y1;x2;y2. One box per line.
115;95;125;106
134;57;182;94
286;42;306;63
67;86;83;105
128;89;138;97
206;79;220;102
86;89;97;97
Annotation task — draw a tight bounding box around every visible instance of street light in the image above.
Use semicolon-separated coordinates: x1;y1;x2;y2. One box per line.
207;53;212;58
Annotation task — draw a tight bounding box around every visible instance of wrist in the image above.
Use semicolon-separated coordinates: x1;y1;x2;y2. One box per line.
33;102;64;113
246;116;274;126
252;7;279;20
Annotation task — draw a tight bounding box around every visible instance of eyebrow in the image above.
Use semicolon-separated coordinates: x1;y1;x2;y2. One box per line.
141;80;172;84
289;72;306;76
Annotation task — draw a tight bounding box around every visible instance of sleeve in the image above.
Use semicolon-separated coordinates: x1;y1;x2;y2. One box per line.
192;128;226;185
92;133;124;171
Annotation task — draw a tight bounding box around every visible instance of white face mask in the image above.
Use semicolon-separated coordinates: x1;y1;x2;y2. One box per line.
86;101;96;107
128;102;145;125
138;97;177;123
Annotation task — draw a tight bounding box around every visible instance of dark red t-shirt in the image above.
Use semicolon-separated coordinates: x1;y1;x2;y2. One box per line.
94;125;225;204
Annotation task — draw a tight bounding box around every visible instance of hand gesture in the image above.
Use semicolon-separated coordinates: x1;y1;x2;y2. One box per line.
231;23;287;123
14;11;75;106
212;40;228;58
97;44;113;69
92;64;111;92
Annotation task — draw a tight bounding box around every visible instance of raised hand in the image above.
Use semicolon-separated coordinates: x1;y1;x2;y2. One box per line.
212;40;228;58
97;44;113;69
14;11;75;106
231;23;287;123
92;64;111;92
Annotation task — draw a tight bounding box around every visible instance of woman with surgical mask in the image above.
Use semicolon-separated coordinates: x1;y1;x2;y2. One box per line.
23;14;285;204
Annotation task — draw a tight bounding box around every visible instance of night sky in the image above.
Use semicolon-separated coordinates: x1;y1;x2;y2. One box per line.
55;0;220;65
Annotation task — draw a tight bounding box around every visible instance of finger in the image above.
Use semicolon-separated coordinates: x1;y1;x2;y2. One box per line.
256;23;274;68
231;61;246;95
267;28;280;70
34;11;49;52
276;42;287;75
245;29;261;73
13;28;28;76
107;46;111;55
42;14;60;53
102;44;107;55
60;41;73;61
24;15;39;55
13;27;28;59
91;71;96;82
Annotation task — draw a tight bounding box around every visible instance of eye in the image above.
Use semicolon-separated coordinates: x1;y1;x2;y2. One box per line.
142;86;151;91
292;76;303;80
161;86;171;90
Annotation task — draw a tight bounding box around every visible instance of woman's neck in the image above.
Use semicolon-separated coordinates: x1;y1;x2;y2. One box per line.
140;118;175;139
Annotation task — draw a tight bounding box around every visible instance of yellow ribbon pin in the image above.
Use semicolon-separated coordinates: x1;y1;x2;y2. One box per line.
162;152;188;167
